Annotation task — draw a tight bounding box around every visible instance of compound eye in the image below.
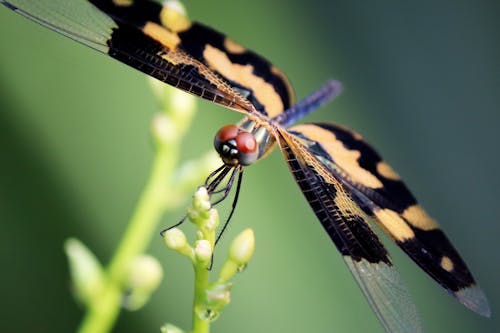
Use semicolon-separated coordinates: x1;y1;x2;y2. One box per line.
235;131;257;153
216;125;239;142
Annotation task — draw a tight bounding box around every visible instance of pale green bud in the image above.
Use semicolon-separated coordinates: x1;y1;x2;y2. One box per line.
126;255;163;292
188;187;212;226
229;228;255;265
163;228;193;258
192;187;210;211
205;208;219;231
163;228;187;250
194;240;212;263
64;238;105;305
123;255;164;311
187;206;200;222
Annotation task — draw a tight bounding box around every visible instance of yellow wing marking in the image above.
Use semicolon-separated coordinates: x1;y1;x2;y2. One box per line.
402;204;439;231
139;25;258;114
440;256;454;272
376;161;401;180
224;38;246;54
291;124;384;189
113;0;133;6
373;208;415;242
143;22;181;49
203;44;285;117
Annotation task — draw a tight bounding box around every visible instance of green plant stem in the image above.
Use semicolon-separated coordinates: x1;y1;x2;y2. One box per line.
192;264;210;333
78;144;178;333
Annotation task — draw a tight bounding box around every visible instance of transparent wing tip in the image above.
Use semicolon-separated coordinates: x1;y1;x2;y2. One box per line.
456;285;491;317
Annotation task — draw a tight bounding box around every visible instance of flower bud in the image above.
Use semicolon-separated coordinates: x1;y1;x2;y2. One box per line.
194;240;212;263
163;228;187;250
204;208;219;231
123;255;164;311
192;187;211;211
229;228;255;265
126;255;163;292
188;187;212;226
64;238;104;305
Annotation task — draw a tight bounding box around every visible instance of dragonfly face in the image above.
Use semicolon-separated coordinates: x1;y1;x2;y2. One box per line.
0;1;491;332
213;125;258;167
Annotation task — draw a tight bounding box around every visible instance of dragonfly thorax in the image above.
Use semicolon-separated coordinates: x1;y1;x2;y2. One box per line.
214;125;258;166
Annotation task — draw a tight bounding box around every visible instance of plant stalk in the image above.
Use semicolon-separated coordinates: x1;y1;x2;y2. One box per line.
78;144;178;333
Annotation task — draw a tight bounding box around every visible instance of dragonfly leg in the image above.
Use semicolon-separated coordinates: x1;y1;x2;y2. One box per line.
214;167;244;245
160;215;188;237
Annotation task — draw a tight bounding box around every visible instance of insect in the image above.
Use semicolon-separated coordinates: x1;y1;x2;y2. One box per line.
1;1;490;332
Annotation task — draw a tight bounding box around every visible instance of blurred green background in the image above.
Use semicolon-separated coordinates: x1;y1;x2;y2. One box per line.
1;1;499;332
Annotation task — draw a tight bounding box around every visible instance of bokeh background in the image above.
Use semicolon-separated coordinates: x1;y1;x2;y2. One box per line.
1;1;499;332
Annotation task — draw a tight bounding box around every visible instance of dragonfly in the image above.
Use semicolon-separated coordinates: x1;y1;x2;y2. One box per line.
1;1;491;332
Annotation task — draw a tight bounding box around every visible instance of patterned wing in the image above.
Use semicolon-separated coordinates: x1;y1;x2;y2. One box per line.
288;122;490;317
276;128;422;333
1;0;295;116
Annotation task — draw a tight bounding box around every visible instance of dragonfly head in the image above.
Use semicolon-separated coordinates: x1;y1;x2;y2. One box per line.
214;125;258;166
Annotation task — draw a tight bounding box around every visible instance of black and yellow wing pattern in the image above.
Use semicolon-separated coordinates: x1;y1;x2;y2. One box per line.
1;0;294;117
1;1;490;332
277;128;422;333
285;123;490;317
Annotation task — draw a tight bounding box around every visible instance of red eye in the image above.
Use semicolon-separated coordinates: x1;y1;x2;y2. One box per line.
216;125;239;141
235;131;257;153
